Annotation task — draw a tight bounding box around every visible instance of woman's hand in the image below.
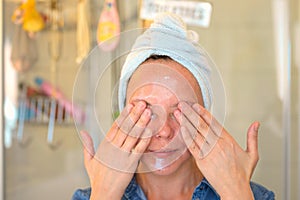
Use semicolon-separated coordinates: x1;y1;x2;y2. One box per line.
174;101;259;200
80;101;152;200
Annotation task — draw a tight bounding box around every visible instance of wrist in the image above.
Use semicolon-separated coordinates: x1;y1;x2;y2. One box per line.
90;182;125;200
90;190;123;200
219;183;254;200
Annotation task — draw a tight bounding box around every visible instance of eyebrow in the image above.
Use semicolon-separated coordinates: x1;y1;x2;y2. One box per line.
130;99;179;107
130;99;195;108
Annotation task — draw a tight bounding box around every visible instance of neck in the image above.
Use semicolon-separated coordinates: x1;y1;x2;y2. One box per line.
136;158;203;200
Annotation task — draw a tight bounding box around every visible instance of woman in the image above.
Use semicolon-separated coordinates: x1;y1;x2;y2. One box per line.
72;13;274;200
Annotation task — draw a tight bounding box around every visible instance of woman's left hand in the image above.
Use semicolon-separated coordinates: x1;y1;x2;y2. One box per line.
174;101;260;200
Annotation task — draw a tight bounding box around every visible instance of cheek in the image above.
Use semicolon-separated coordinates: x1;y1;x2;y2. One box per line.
171;122;186;145
168;115;181;133
165;117;184;144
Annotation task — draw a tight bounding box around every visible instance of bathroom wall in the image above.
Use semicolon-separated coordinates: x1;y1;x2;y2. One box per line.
193;0;298;199
0;0;4;199
3;0;139;199
3;0;299;199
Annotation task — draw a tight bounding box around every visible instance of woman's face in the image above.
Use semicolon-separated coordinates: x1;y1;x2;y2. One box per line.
126;58;203;175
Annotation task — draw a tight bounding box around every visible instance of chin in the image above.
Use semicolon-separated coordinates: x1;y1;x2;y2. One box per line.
138;149;191;176
151;162;183;176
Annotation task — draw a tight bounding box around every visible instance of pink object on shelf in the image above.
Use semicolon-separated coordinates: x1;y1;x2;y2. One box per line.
35;77;85;123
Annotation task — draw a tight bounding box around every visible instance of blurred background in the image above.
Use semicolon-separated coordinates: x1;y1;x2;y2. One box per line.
0;0;299;199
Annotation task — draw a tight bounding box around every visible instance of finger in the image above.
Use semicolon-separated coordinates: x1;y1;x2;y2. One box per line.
192;103;223;137
174;109;198;143
178;102;211;139
107;104;133;142
106;123;120;142
180;126;203;158
178;103;221;157
132;130;152;154
128;108;151;138
246;122;260;162
112;102;146;146
176;103;218;146
118;101;146;134
80;131;95;166
128;133;152;172
114;103;134;127
122;109;151;152
179;112;213;157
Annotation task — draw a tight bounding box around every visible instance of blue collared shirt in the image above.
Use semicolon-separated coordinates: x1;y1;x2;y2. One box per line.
72;177;275;200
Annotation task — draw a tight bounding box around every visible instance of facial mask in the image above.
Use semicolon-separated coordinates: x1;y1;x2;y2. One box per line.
127;63;199;106
127;63;199;136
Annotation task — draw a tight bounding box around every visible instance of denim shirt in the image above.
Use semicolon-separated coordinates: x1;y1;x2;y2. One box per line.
72;177;275;200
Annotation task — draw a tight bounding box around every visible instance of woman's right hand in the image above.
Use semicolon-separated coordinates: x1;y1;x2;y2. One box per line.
80;101;152;200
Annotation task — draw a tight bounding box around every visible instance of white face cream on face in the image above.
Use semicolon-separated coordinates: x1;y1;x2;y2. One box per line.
127;63;199;136
127;63;199;106
126;62;198;172
154;158;165;170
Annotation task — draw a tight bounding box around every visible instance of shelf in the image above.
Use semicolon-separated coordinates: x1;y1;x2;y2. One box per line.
5;0;48;3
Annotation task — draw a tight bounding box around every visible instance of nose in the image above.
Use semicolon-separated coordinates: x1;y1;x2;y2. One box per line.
154;120;174;139
146;104;176;139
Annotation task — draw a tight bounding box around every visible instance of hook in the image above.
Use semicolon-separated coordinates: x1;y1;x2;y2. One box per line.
47;99;61;150
29;97;36;122
18;136;33;148
36;97;43;122
43;98;50;123
48;140;62;150
56;101;64;124
17;97;32;148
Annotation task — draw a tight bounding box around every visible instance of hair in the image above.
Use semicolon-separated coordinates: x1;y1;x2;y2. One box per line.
144;55;171;61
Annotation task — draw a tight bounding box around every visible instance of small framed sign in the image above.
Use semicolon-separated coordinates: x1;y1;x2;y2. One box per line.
140;0;213;28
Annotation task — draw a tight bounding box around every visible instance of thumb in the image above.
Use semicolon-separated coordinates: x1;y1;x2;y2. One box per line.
80;131;95;164
246;122;260;161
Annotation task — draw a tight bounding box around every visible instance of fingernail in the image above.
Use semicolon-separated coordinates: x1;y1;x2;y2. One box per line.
174;110;181;118
254;122;260;132
178;102;182;110
125;104;134;112
138;101;146;109
143;108;151;116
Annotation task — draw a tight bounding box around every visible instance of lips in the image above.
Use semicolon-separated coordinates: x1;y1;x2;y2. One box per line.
147;149;178;158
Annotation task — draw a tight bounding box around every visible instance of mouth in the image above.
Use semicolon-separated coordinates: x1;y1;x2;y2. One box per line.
147;149;178;158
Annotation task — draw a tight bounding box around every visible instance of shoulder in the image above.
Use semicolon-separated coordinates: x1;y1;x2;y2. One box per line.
71;188;91;200
250;182;275;200
71;179;142;200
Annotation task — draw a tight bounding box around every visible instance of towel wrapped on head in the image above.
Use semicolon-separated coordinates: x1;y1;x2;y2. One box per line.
118;13;213;111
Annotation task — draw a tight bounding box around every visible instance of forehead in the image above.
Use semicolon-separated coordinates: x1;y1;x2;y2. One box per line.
126;58;203;104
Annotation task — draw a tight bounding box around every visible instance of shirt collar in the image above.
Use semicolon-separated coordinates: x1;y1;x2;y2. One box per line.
124;176;219;200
